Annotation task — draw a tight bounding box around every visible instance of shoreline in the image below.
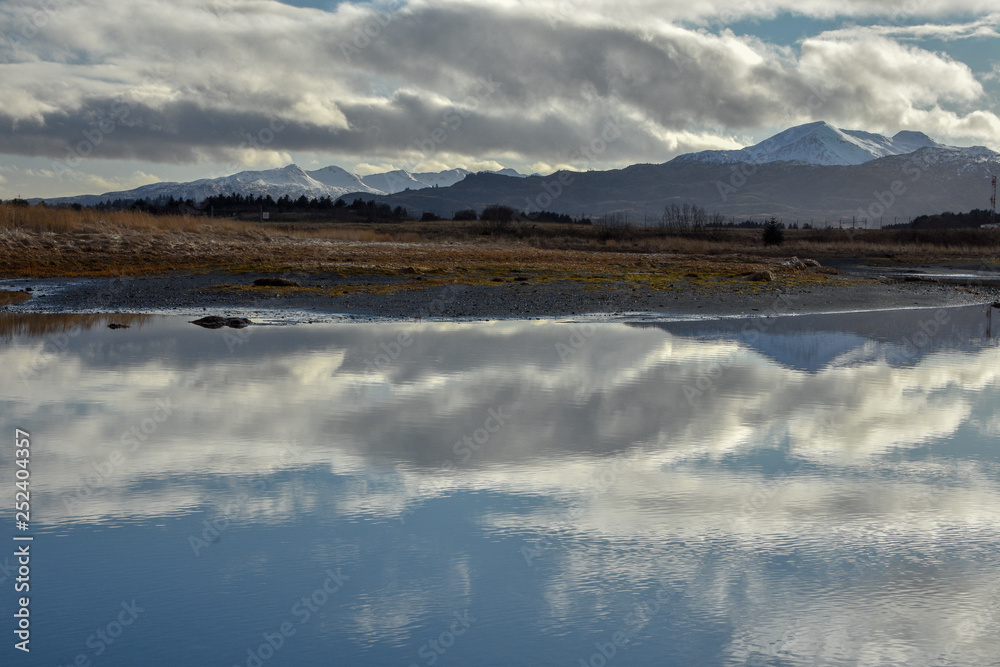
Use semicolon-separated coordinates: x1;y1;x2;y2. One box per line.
4;211;1000;324
2;265;998;324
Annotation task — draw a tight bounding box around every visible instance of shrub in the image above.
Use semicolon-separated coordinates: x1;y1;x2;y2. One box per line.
762;218;785;246
480;204;517;234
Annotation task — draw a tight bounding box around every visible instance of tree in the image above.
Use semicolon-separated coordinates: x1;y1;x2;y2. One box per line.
762;218;785;246
480;204;516;233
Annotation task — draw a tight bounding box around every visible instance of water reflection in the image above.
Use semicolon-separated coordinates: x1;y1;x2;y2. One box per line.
1;306;998;665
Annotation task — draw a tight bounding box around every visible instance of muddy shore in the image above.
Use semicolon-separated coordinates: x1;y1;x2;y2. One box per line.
2;262;998;322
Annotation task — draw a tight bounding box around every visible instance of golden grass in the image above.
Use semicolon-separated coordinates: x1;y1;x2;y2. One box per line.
1;206;996;291
1;204;201;234
0;290;31;306
0;204;417;243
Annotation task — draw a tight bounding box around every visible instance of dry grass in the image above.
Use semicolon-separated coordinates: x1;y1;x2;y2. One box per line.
0;290;31;306
0;204;418;243
1;205;997;286
1;204;204;234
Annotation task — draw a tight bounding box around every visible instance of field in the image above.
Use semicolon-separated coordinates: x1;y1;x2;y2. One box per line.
1;205;999;314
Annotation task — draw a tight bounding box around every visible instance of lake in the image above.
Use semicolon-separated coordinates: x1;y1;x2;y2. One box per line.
1;306;999;666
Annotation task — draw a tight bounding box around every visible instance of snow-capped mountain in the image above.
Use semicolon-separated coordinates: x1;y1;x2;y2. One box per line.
305;165;380;193
357;170;421;193
48;164;359;207
34;164;526;206
676;121;944;166
360;168;488;193
359;141;999;222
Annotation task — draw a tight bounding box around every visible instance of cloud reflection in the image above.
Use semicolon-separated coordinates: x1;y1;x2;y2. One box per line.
2;311;999;663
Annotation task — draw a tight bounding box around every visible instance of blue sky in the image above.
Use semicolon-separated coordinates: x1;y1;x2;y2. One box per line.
0;0;998;198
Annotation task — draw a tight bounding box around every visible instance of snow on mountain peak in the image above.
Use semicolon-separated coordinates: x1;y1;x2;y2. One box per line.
39;163;501;206
675;122;950;166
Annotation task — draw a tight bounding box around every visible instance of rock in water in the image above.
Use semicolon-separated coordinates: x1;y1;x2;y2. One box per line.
191;316;252;329
253;278;300;287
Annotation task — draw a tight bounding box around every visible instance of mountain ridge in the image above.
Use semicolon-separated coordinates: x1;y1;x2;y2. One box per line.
673;121;944;166
32;165;525;207
24;122;1000;223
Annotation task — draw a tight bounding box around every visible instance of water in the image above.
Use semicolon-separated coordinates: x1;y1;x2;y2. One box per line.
1;306;999;666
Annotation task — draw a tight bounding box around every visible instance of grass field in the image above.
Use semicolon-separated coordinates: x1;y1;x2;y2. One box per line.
1;204;998;283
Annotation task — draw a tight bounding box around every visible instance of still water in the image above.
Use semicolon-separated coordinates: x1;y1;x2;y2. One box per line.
1;307;999;666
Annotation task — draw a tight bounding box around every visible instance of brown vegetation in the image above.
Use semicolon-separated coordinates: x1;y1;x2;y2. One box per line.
0;290;31;306
1;205;998;289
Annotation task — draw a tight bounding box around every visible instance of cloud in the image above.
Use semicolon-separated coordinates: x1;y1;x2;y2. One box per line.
815;13;1000;41
0;0;998;173
0;164;161;198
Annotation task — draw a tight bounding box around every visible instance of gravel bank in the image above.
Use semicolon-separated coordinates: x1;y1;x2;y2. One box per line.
2;265;998;322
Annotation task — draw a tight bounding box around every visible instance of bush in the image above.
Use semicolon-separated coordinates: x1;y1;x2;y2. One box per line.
453;209;478;221
594;213;633;241
762;218;785;246
480;204;517;234
420;211;441;221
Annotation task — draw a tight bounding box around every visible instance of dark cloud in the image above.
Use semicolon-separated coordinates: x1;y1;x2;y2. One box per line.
0;0;996;172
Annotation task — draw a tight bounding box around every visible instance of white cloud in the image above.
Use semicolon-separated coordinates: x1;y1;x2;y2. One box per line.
0;165;161;199
815;13;1000;41
0;0;997;175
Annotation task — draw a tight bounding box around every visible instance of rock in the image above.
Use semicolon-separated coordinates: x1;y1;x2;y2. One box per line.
786;257;807;270
803;259;821;267
992;302;1000;308
816;266;840;275
107;323;130;329
748;270;775;282
252;278;300;287
191;316;252;329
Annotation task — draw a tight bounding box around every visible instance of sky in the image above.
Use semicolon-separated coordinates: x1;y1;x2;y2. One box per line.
0;0;998;199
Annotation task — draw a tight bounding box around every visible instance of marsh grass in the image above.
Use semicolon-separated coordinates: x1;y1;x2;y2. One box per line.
1;205;998;280
0;290;31;306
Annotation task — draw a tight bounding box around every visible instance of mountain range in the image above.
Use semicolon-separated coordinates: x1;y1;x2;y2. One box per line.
675;121;944;166
34;122;1000;223
37;165;528;208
